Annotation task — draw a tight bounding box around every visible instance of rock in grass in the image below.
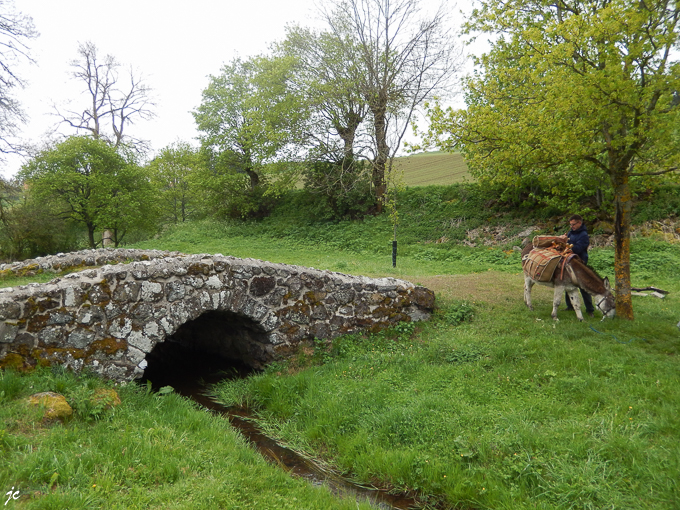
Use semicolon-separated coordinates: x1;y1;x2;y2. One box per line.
27;392;73;423
91;388;121;409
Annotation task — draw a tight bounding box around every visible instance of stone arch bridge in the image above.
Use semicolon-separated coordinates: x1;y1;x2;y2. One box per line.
0;249;435;382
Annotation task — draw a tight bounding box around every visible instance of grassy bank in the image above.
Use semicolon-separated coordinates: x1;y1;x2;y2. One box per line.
211;270;679;509
2;182;680;508
0;367;376;510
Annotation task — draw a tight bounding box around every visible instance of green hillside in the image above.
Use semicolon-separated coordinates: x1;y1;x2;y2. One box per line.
392;151;472;186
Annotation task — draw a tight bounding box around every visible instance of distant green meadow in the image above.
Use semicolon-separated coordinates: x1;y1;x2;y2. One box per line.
393;151;472;186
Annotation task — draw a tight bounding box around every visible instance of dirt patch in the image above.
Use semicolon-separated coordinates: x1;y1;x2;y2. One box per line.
418;271;554;307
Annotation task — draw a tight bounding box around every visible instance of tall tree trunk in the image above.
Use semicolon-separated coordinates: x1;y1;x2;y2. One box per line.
372;108;389;213
87;222;97;249
613;170;634;320
245;168;260;190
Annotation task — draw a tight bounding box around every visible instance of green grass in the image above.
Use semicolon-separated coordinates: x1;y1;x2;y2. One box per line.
2;183;680;509
211;281;680;509
0;368;375;509
0;272;57;289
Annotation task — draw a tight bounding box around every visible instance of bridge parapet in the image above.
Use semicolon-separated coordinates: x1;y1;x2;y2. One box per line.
0;249;435;381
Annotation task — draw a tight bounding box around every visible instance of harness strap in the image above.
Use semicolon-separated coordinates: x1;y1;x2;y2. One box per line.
559;250;576;281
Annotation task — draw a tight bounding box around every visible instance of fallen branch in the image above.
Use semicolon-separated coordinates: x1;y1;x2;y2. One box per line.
631;286;669;295
631;286;669;299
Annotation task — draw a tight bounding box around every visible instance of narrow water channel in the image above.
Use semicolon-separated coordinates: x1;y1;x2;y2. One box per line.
138;340;427;510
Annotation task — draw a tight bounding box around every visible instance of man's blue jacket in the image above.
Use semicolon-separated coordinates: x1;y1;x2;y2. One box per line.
567;224;590;265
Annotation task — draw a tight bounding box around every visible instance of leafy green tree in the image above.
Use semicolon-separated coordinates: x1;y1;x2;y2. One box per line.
423;0;680;320
19;136;154;248
147;141;203;223
280;25;368;165
193;55;303;218
0;189;78;261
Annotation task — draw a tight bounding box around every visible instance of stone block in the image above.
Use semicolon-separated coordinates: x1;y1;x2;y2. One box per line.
0;321;19;343
63;286;86;307
47;311;75;325
127;330;153;353
250;276;276;297
166;281;187;302
28;392;73;422
130;261;151;279
38;326;65;345
89;284;111;305
411;287;436;309
143;321;163;341
109;317;133;339
77;305;105;325
140;281;163;301
67;329;96;349
0;300;21;320
112;281;141;302
205;275;222;289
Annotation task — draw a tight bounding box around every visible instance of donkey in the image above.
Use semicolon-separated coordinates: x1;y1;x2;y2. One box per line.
521;244;616;321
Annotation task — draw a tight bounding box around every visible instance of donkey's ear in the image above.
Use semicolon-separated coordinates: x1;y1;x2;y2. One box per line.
604;277;610;290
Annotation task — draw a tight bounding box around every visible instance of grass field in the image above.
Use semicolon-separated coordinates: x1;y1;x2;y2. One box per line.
2;224;679;509
392;151;472;186
2;182;680;509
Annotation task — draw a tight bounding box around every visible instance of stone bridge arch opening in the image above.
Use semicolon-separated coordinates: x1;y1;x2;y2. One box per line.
140;310;267;390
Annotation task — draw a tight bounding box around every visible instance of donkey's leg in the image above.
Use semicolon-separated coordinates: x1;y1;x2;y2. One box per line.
551;285;564;320
566;288;584;321
524;277;535;311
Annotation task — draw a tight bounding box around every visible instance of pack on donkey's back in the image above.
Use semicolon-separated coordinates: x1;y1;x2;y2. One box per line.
521;226;615;321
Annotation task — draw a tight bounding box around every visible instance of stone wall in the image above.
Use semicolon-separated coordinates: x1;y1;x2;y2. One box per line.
0;249;435;382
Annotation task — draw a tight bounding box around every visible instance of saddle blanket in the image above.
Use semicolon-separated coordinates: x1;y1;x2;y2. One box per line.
522;248;563;282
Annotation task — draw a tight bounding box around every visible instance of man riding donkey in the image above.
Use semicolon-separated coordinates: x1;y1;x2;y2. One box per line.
521;214;615;321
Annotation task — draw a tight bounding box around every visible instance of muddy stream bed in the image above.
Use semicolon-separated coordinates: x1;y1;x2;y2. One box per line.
139;342;432;510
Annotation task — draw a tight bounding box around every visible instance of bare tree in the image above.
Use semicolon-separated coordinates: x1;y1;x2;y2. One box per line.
281;25;369;165
323;0;462;211
54;41;155;152
0;0;37;158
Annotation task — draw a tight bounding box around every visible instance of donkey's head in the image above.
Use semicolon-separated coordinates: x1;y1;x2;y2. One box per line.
596;277;616;318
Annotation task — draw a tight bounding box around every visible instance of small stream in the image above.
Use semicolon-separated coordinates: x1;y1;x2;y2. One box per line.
139;342;428;510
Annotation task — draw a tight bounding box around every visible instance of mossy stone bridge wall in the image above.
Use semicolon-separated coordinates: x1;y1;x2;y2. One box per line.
0;249;435;381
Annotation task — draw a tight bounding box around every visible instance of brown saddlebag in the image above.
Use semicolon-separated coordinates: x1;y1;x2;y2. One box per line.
522;248;563;282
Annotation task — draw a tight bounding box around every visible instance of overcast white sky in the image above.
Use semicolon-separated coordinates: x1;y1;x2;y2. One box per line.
4;0;472;177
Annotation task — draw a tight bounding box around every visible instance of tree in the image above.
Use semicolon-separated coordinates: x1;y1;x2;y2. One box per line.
280;25;369;164
193;55;303;217
423;0;680;320
279;26;376;217
0;0;37;159
54;41;155;152
147;141;203;223
0;177;78;261
322;0;461;211
19;136;153;248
